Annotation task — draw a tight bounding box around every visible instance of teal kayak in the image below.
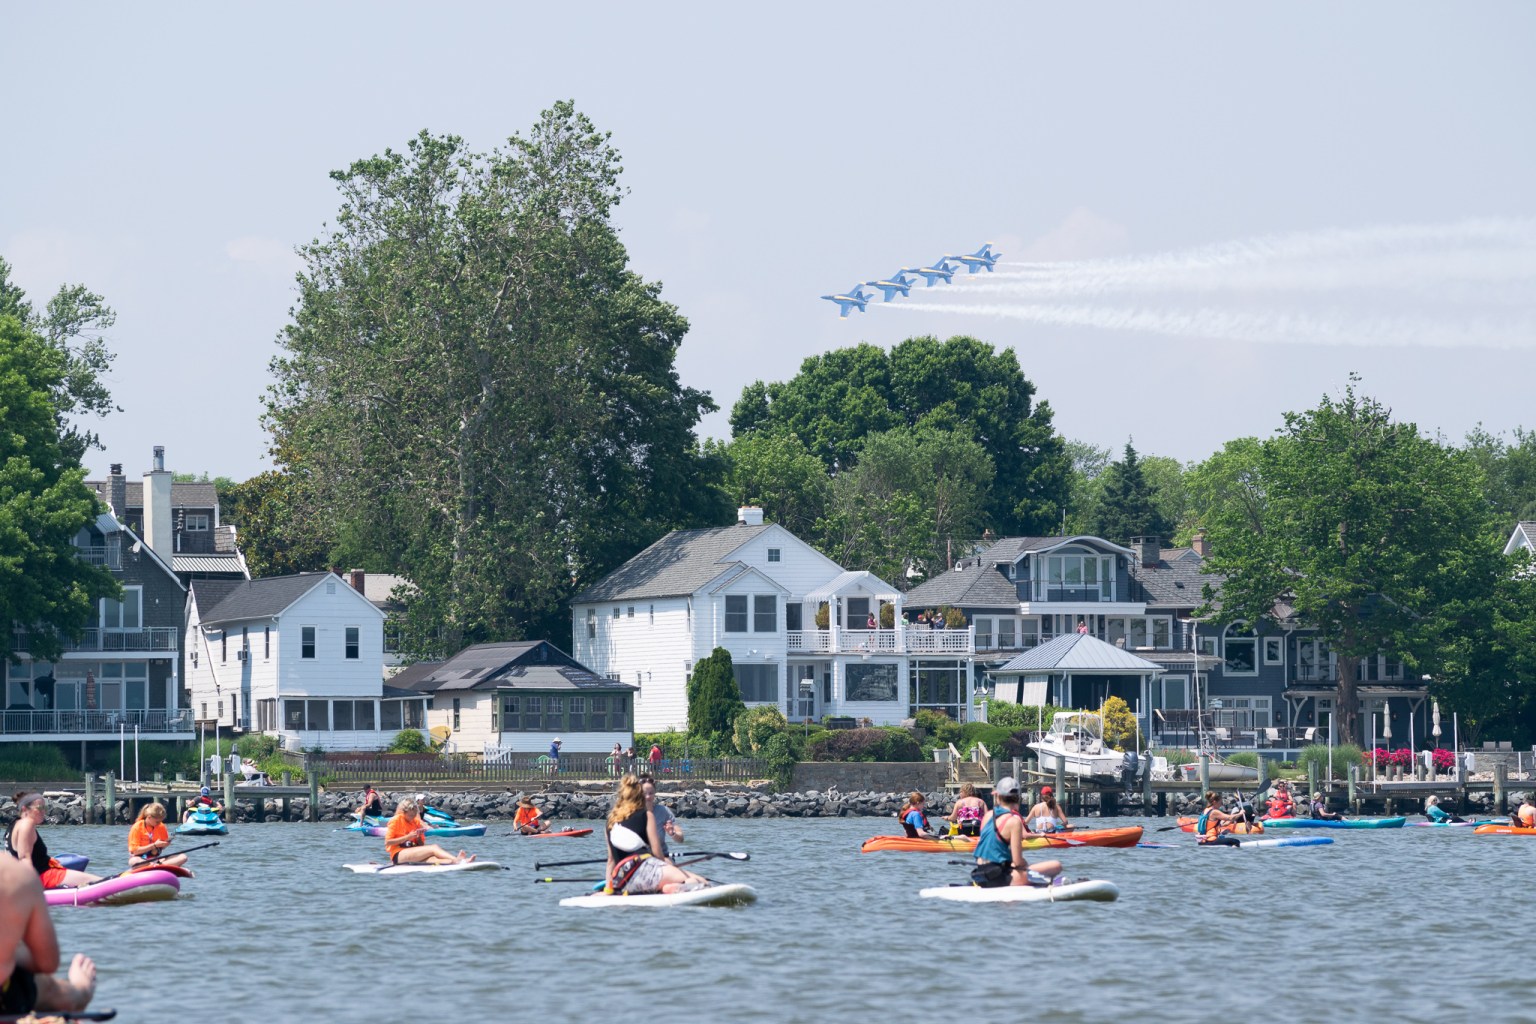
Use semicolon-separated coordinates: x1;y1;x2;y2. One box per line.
1261;816;1405;829
177;809;230;835
364;823;485;839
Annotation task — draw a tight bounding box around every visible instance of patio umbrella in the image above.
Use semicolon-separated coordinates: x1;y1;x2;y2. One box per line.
1382;700;1392;746
1432;700;1442;742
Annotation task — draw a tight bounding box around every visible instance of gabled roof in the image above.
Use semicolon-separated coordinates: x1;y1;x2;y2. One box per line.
571;523;775;603
978;535;1136;562
802;570;901;603
1128;549;1218;610
902;559;1019;610
193;572;377;627
90;511;184;591
1504;522;1536;556
397;640;637;693
992;633;1163;675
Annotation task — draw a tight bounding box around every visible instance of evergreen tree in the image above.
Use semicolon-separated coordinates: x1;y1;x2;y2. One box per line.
687;647;745;741
1091;442;1174;543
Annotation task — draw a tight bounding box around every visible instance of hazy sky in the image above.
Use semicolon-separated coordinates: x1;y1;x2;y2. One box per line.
7;3;1534;484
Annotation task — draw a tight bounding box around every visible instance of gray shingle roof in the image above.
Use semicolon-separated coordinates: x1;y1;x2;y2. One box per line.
993;633;1163;674
571;523;773;603
902;560;1020;609
1128;549;1221;611
397;641;637;693
86;480;219;510
194;573;334;626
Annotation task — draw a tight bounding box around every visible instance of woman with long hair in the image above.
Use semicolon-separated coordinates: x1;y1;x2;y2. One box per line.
605;775;706;895
6;793;100;888
128;803;189;871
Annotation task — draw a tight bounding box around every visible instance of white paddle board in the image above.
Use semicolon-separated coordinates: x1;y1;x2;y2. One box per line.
919;878;1119;903
343;860;500;874
559;883;757;908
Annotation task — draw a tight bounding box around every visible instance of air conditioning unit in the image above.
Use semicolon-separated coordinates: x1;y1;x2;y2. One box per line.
236;649;248;661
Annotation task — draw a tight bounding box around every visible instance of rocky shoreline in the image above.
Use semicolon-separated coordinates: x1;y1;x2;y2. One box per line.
5;785;1528;825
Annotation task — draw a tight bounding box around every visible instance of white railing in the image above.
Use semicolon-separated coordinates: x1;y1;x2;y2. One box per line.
0;709;193;736
12;627;178;654
786;627;975;655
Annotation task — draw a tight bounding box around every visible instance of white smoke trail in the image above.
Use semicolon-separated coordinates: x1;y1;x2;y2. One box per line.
881;300;1536;350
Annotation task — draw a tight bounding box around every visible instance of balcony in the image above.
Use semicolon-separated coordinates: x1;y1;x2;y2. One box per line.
0;708;194;738
73;543;122;570
12;627;179;654
1029;584;1116;603
786;627;975;656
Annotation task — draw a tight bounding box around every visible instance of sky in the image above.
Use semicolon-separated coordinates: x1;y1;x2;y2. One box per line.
6;3;1534;484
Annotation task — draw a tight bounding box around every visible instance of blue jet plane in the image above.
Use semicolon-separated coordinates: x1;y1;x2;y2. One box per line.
821;285;872;318
944;243;1000;273
864;270;914;302
901;258;956;287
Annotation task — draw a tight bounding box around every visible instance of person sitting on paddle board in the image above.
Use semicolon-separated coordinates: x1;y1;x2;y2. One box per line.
970;776;1062;888
384;799;473;866
0;850;98;1017
639;774;684;854
129;803;191;873
1309;792;1344;821
356;785;384;821
1025;786;1071;833
514;797;551;835
1197;791;1241;846
605;775;706;896
183;787;223;823
896;792;940;839
6;793;100;889
946;782;988;837
1516;796;1535;829
1264;781;1295;819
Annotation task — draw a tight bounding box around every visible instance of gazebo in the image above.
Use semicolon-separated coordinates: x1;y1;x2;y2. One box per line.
989;633;1164;729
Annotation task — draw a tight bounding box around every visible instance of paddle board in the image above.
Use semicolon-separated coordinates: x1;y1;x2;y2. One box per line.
1226;836;1333;849
1260;816;1405;829
363;824;487;838
559;883;757;908
919;879;1119;903
45;869;182;906
342;860;500;874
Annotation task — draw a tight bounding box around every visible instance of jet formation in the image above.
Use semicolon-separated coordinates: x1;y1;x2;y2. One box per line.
821;243;999;317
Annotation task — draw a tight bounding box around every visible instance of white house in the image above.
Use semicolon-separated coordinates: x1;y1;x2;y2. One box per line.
184;571;425;751
570;507;977;732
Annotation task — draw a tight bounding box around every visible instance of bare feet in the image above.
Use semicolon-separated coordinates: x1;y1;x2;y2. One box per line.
56;953;97;1010
463;853;477;863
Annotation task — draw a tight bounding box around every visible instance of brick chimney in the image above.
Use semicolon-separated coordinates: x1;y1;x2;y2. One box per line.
737;506;764;526
142;446;172;558
350;569;366;594
1191;530;1210;558
108;464;126;518
1131;535;1161;568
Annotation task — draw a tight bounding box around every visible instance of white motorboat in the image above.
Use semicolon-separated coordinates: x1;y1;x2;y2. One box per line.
1027;712;1127;782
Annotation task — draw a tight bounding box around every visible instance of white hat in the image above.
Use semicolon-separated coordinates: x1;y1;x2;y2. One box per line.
553;737;562;743
415;792;427;802
993;776;1020;797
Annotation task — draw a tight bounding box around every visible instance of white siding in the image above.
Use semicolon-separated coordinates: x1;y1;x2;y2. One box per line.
275;581;385;698
424;690;633;755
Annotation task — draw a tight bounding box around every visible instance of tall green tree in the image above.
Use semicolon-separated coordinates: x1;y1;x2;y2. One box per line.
716;432;830;539
220;470;336;578
1463;425;1536;529
1091;442;1174;544
0;316;119;663
265;104;723;654
730;335;1069;534
1200;379;1500;744
687;647;745;742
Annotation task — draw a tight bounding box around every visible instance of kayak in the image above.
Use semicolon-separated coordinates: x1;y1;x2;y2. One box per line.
46;869;182;906
919;879;1119;903
1207;836;1334;849
1474;824;1536;835
1260;816;1405;829
560;883;757;908
525;828;594;838
363;824;486;839
343;860;500;874
177;810;229;836
1174;816;1266;835
1409;820;1485;828
860;826;1142;854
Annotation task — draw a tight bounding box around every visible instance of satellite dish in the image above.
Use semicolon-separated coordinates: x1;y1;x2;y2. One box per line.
429;725;452;742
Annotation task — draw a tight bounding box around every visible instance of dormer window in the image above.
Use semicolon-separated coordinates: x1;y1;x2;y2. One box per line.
185;514;210;531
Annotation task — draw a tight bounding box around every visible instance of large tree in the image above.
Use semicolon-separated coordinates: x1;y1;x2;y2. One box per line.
0;317;119;663
1463;425;1536;529
265;104;725;654
730;335;1069;534
1199;379;1500;744
715;432;830;540
1089;441;1176;544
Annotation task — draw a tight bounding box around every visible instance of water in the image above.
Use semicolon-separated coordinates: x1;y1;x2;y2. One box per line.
46;817;1530;1024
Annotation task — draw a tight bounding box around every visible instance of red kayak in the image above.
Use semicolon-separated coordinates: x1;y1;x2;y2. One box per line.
526;828;593;838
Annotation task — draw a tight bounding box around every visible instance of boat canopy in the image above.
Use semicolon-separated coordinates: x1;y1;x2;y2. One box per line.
1047;711;1104;741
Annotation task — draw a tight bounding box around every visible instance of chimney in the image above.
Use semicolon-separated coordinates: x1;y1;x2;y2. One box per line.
350;569;366;594
1131;535;1160;568
1191;530;1210;558
142;447;173;558
108;464;126;518
737;506;764;526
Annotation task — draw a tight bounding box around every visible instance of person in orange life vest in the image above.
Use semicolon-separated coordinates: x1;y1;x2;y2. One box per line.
1517;796;1536;829
1227;802;1264;834
384;799;472;865
1197;791;1241;846
5;793;100;889
896;792;939;838
129;803;190;872
970;776;1062;888
514;797;550;835
1025;786;1071;833
1264;780;1295;819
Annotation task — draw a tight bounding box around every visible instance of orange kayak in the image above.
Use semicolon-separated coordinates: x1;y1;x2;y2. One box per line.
1174;816;1265;835
860;826;1142;853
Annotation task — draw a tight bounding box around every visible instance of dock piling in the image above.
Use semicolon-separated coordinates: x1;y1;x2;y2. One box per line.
103;772;116;825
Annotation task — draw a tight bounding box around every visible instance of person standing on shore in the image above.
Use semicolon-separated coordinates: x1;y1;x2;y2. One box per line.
548;738;562;772
0;853;97;1017
5;794;100;889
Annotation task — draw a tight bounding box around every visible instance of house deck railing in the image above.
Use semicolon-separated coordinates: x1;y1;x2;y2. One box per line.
12;627;179;654
786;627;975;656
312;753;771;785
0;709;194;736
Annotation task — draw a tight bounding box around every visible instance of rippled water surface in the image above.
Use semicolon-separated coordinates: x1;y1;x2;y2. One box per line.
46;816;1532;1024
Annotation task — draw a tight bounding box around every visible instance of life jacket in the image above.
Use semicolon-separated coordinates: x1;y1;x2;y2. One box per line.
899;806;930;838
1229;820;1264;834
1197;808;1223;840
1519;806;1536;828
607;852;651;894
1265;794;1294;818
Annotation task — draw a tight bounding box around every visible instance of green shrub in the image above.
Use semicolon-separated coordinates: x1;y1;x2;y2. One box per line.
985;702;1068;733
687;647;744;744
236;734;281;760
1298;742;1362;778
0;744;75;782
958;722;1012;756
386;730;431;754
732;705;789;755
1152;747;1197;767
763;732;798;791
1226;751;1259;768
913;709;961;749
1098;696;1139;752
807;727;922;762
635;730;728;759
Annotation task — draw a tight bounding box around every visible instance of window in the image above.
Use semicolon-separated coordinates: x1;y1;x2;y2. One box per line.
627;606;634;618
185;514;210;531
547;696;564;730
100;587;142;629
767;548;781;562
301;626;316;659
785;604;802;632
326;581;336;595
264;627;270;659
998;618;1016;648
451;698;460;731
612;607;620;619
284;699;305;730
380;701;403;730
345;626;359;660
975;617;993;648
356;701;375;730
733;664;778;702
500;695;520;731
586;609;596;639
242;627;249;657
1223;624;1257;676
404;700;424;729
1035;551;1114;601
649;605;654;625
334;700;354;730
191;649;198;668
221;632;227;662
201;702;207;719
1197;634;1219;657
1263;637;1284;666
846;663;898;702
725;595;748;633
257;699;276;731
524;695;543;731
306;699;329;730
753;595;776;633
847;597;869;626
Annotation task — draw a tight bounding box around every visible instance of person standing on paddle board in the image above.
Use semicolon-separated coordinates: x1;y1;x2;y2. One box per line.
970;777;1062;888
605;776;706;895
0;851;97;1017
5;793;100;889
384;799;473;866
129;803;190;872
1197;792;1241;846
1025;786;1071;833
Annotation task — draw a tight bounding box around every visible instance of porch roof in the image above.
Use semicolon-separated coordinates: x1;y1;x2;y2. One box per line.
991;633;1164;676
802;571;902;604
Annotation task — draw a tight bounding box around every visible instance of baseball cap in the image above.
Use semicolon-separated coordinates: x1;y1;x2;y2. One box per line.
1041;785;1054;796
200;787;210;796
993;776;1020;797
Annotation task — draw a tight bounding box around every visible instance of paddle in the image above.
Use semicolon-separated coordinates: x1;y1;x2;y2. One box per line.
0;1012;116;1022
533;850;748;871
534;876;603;884
118;841;220;876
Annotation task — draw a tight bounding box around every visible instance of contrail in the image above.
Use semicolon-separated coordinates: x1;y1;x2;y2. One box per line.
881;301;1536;350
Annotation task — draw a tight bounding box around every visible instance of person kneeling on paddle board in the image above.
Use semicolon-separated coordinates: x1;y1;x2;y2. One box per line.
357;785;384;821
970;777;1062;888
385;799;473;866
1025;785;1071;833
514;797;550;835
1197;792;1241;846
605;775;706;895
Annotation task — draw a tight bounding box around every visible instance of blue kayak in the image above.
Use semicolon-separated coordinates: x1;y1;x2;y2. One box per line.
1262;816;1405;829
364;823;485;839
